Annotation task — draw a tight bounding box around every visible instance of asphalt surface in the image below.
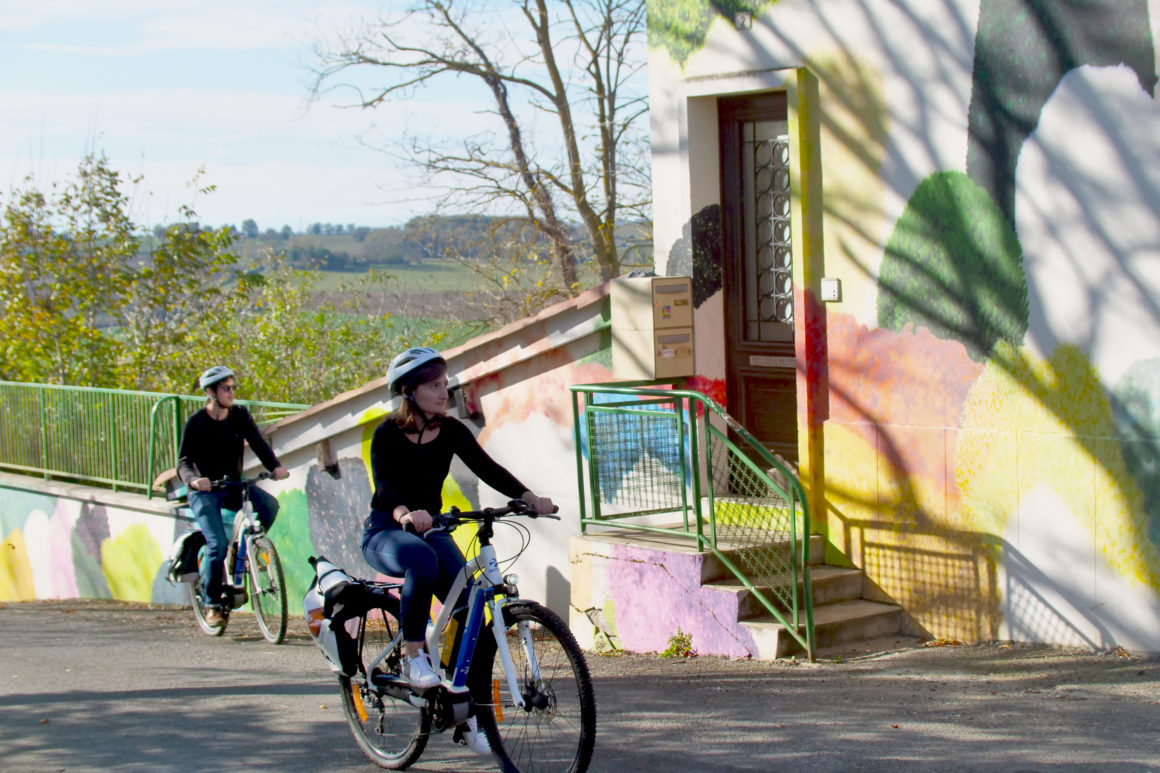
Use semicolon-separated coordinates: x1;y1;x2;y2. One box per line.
2;600;1159;772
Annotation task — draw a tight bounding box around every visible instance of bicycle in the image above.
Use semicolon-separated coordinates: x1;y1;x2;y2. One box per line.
167;472;288;644
303;500;596;772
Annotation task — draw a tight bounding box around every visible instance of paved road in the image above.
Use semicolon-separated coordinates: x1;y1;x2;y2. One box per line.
2;601;1159;772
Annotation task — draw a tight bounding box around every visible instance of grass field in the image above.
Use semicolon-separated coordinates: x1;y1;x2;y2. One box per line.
309;259;481;293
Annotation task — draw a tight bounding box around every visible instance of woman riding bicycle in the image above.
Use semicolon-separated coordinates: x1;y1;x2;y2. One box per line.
361;347;554;697
178;365;289;626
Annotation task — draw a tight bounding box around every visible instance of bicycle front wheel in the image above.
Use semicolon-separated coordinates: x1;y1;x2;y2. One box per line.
247;535;287;644
470;600;596;773
340;606;430;769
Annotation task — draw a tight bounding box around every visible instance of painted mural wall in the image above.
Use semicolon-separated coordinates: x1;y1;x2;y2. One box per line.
1;290;613;622
647;0;1160;651
0;475;190;605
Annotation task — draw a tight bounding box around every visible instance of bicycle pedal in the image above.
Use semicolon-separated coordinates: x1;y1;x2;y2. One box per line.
370;671;406;688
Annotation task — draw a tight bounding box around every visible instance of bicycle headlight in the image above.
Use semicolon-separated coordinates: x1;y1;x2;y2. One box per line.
502;573;520;595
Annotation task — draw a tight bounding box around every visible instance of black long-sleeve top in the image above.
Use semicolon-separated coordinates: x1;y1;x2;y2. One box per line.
177;405;281;505
365;416;527;533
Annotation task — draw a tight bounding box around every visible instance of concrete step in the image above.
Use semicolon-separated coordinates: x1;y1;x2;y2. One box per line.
741;599;904;659
703;564;864;619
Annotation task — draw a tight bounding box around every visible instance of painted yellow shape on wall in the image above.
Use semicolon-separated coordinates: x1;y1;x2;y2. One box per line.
810;49;889;326
359;405;390;473
957;342;1160;590
100;525;163;602
0;529;36;601
823;420;1002;641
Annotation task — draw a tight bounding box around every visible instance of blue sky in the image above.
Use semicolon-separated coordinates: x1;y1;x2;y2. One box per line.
0;0;487;231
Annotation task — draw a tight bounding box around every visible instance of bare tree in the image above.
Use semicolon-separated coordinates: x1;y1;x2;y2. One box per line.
312;0;650;293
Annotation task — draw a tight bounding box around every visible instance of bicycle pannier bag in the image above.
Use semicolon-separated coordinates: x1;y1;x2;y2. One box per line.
167;529;206;583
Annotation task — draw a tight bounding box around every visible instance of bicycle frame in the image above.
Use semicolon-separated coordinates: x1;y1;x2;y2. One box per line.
224;493;262;591
356;527;532;713
312;501;594;772
425;539;529;710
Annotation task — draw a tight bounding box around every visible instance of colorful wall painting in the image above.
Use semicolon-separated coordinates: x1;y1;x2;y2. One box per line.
644;0;1160;651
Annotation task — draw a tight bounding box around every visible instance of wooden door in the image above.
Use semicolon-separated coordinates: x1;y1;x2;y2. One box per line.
719;93;799;465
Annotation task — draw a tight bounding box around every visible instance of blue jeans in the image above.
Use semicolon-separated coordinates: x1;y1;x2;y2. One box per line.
361;520;467;642
189;486;279;606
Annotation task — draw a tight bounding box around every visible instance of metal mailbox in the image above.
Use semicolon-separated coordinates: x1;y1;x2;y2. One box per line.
611;276;695;379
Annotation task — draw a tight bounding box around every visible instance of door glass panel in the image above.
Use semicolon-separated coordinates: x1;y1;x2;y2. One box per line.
742;119;793;343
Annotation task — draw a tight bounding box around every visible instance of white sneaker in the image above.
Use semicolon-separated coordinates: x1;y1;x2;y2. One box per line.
458;716;491;754
406;654;440;690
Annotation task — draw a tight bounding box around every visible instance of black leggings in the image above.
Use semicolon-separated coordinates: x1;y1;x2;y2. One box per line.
361;525;467;642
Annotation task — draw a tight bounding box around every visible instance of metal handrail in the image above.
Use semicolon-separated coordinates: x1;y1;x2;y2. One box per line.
0;381;307;498
570;381;816;658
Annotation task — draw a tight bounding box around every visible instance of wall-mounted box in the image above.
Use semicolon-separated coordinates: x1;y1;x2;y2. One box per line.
611;276;695;379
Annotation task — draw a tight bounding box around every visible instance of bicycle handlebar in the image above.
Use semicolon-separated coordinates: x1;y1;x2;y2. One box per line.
207;471;273;491
405;499;560;535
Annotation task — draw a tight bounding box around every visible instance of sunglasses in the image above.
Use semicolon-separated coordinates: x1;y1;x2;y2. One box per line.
216;384;237;393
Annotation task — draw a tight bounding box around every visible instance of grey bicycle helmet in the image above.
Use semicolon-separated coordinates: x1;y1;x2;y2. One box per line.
386;347;445;396
198;365;235;390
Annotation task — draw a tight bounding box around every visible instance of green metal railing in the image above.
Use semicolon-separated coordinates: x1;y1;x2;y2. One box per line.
570;382;816;658
0;381;307;498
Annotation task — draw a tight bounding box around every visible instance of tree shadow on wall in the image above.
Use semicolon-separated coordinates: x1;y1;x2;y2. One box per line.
698;0;1160;626
831;497;1128;649
305;457;376;578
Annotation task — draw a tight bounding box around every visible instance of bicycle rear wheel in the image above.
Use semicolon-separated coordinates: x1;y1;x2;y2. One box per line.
188;545;227;636
340;606;430;769
247;535;287;644
470;600;596;773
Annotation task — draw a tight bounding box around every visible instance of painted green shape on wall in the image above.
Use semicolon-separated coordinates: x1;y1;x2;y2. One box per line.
647;0;773;67
267;486;315;602
1113;358;1160;549
967;0;1156;225
100;524;162;602
877;171;1027;361
71;529;111;598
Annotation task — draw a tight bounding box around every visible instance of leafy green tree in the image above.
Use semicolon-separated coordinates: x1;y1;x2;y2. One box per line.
241;218;259;238
1;155;456;405
1;155;238;390
0;154;137;384
189;256;448;404
120;211;240;392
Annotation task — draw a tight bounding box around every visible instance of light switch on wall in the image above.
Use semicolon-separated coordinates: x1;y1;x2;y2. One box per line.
820;277;842;302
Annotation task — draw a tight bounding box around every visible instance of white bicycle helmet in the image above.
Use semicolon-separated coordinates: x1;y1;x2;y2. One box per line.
198;365;235;390
386;347;445;397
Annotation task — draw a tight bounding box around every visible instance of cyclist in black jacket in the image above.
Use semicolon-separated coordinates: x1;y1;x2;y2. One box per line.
178;366;288;625
362;347;553;698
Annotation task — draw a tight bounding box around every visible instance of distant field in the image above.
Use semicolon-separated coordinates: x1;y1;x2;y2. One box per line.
327;311;482;348
309;259;481;293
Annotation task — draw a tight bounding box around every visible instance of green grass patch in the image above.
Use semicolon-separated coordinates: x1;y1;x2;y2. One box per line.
308;259;480;292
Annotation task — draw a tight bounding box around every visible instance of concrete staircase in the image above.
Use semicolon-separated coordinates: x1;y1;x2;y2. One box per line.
569;525;904;660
